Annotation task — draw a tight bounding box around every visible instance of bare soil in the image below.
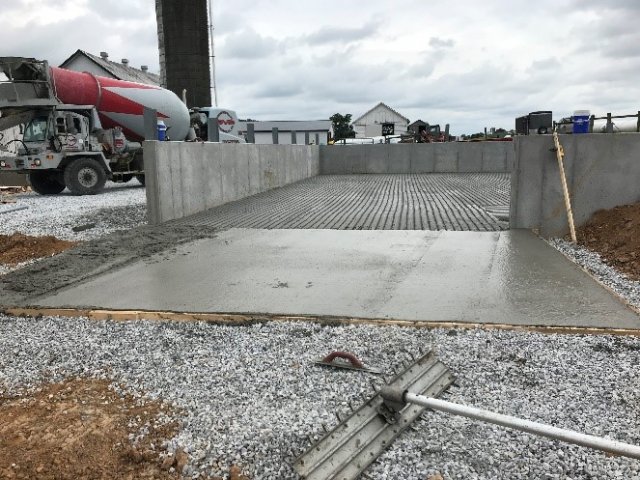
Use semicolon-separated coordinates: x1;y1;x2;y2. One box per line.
0;233;78;266
0;377;251;480
576;202;640;280
0;378;182;480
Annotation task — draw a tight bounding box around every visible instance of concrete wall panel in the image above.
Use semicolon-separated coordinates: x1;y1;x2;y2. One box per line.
364;145;389;174
260;147;278;191
321;146;364;174
247;145;261;196
388;144;411;173
458;142;483;173
220;145;239;203
319;142;513;174
203;145;223;209
308;146;321;177
482;143;509;172
147;142;319;224
181;144;206;216
143;141;159;224
434;144;459;172
232;144;251;199
511;134;640;236
409;145;435;172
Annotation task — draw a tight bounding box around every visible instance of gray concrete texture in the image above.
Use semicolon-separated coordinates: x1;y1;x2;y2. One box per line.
319;142;514;174
33;229;640;329
511;133;640;236
172;173;510;231
144;142;319;224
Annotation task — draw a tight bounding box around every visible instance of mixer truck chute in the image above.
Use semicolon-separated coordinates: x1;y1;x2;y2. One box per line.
0;57;206;195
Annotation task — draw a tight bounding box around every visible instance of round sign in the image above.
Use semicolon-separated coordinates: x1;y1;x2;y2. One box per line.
217;111;235;133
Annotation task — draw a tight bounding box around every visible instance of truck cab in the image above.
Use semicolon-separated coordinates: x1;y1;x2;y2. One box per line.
1;105;143;194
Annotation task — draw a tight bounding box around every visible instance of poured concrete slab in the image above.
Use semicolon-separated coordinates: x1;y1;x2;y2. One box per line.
34;229;639;328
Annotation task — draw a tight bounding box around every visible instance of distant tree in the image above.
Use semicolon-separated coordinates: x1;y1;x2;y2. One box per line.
330;113;356;140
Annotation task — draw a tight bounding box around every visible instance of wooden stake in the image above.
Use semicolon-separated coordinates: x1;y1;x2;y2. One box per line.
552;130;577;243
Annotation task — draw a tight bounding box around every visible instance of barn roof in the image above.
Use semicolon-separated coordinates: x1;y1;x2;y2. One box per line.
352;102;410;125
60;49;160;86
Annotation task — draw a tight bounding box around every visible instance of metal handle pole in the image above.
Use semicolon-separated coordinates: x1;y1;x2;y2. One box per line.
404;392;640;460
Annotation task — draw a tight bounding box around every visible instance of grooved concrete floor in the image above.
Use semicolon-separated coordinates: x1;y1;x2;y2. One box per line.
173;173;510;231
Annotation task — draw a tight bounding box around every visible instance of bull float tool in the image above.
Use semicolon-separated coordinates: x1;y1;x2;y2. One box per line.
295;350;640;479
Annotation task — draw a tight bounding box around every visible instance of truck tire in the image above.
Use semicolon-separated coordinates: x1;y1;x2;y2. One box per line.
28;171;66;195
64;157;107;195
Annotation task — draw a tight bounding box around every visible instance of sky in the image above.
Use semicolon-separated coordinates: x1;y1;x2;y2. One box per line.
1;0;639;134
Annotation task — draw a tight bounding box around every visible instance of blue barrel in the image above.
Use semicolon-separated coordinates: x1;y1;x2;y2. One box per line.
157;120;167;140
572;110;590;134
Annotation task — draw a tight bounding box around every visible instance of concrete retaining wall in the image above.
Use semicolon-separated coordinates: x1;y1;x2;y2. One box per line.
319;142;513;174
145;142;319;224
511;133;640;237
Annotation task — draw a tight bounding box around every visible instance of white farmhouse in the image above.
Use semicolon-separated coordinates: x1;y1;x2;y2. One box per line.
352;102;410;138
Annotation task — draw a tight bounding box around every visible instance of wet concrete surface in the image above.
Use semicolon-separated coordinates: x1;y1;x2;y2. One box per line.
32;229;640;328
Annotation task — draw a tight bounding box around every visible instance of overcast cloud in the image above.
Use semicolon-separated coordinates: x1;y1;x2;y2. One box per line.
0;0;638;134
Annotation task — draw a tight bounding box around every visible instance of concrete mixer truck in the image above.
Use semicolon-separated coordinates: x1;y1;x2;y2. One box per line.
0;57;242;195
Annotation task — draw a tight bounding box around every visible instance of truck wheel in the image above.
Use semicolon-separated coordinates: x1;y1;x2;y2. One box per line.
64;158;107;195
28;171;66;195
136;174;145;186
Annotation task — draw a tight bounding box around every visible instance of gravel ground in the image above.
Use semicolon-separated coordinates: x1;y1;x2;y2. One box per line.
0;181;147;241
549;238;640;311
0;182;158;289
0;316;638;479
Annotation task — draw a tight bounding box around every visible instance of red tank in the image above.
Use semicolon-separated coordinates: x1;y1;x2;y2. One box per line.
49;67;190;141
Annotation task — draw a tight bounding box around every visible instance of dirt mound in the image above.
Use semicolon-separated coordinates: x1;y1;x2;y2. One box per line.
0;233;77;265
0;377;251;480
576;203;640;280
0;378;183;480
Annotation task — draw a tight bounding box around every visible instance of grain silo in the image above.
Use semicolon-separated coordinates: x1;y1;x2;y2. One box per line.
156;0;212;108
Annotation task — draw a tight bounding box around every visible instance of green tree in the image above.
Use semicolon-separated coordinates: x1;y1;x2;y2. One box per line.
330;113;356;140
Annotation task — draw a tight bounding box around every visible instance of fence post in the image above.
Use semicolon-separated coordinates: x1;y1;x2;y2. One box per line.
246;123;255;143
143;107;157;140
637;111;640;132
606;113;613;133
589;115;595;133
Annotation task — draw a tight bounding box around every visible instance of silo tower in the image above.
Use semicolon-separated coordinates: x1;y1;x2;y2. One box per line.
156;0;212;108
